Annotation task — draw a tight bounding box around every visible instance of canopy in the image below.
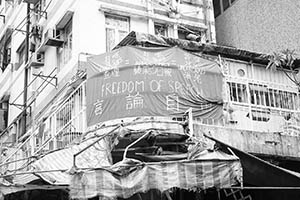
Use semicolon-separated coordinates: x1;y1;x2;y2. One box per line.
0;136;112;195
69;152;241;199
86;46;223;126
0;123;242;199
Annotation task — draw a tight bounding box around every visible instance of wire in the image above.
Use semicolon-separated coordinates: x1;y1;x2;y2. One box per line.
44;0;53;13
13;0;53;33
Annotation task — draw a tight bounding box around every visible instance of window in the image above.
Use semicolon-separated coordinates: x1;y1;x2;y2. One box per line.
178;26;203;42
58;19;72;68
247;108;270;122
227;82;248;103
0;36;11;72
222;0;230;11
154;23;168;37
105;14;129;52
16;40;25;70
213;0;237;17
228;81;298;110
213;0;221;17
0;99;8;132
34;0;46;21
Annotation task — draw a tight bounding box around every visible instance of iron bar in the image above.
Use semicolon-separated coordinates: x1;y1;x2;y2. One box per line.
32;73;57;87
73;125;120;168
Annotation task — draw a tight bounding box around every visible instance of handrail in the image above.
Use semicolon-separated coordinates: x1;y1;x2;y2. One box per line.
48;80;86;121
0;129;37;166
0;77;85;167
33;81;86;154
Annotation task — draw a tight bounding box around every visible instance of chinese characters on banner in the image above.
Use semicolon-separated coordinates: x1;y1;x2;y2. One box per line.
86;46;223;126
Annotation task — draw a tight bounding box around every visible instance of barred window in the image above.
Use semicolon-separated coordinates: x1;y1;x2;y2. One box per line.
227;82;248;103
249;83;297;110
228;81;298;110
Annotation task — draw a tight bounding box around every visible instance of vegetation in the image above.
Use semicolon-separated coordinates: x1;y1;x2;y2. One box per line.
267;49;300;87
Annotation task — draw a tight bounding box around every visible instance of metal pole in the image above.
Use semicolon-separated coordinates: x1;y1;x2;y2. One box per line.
73;125;120;168
23;3;30;135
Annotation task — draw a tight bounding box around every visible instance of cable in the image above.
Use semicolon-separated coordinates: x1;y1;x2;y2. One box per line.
13;0;53;33
44;0;53;13
13;7;32;31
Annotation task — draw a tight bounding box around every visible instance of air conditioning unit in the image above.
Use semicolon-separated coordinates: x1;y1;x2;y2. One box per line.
43;28;64;47
29;52;44;68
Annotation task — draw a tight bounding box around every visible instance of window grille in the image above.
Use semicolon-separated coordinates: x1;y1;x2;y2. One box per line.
228;81;298;111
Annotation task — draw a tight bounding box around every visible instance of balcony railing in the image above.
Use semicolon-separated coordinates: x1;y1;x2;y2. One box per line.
34;80;86;153
0;80;86;172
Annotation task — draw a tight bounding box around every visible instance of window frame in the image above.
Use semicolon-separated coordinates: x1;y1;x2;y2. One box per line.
154;22;168;37
16;40;26;70
57;18;73;69
105;14;130;52
227;80;299;111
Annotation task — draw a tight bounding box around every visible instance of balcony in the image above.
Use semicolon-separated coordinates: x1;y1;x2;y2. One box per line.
0;80;86;172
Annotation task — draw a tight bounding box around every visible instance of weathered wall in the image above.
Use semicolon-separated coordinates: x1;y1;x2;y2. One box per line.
215;0;300;54
194;123;300;160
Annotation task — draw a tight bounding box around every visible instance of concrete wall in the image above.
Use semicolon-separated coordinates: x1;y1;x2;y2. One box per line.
215;0;300;54
194;123;300;160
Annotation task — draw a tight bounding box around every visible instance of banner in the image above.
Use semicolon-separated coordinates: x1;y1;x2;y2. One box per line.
86;46;223;126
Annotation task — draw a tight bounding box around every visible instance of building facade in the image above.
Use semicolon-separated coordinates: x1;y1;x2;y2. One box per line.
213;0;300;55
0;1;300;199
0;0;216;168
0;0;299;171
117;32;300;167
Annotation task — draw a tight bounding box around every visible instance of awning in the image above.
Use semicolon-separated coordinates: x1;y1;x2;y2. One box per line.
0;174;40;187
31;136;111;185
0;135;112;196
69;156;241;199
0;184;68;196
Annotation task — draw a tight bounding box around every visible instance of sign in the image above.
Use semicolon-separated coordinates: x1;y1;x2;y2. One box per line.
86;46;223;126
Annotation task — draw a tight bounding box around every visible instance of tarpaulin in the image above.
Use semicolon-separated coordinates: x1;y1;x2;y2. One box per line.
0;185;68;196
115;31;273;66
69;158;241;199
31;136;112;185
86;46;223;126
205;134;300;200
